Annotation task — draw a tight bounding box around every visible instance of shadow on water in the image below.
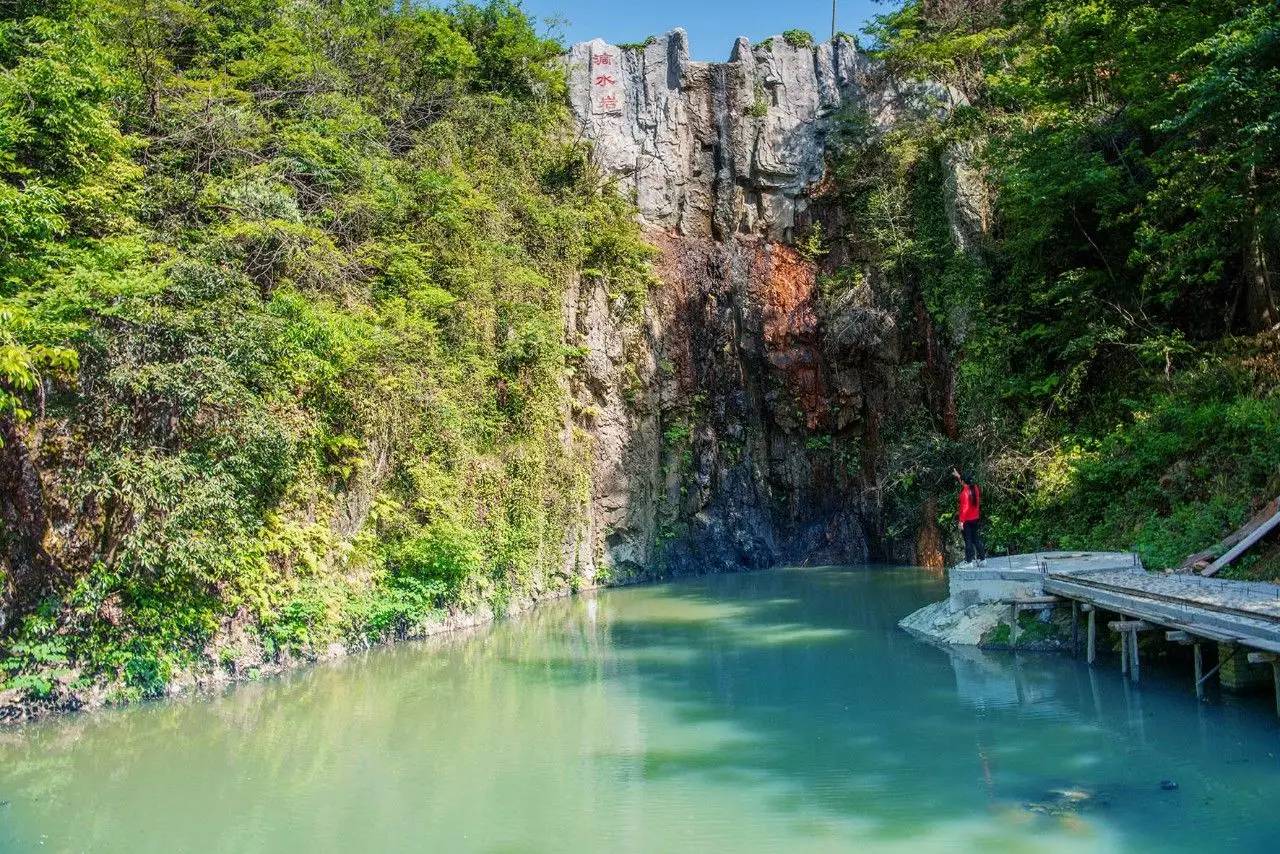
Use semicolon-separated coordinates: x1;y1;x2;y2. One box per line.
1;565;1280;852
498;566;1280;851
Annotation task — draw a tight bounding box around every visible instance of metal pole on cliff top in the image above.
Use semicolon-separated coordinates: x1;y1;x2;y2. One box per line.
832;1;838;41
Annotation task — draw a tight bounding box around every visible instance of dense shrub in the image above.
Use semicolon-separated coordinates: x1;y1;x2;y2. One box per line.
834;0;1280;571
0;0;652;701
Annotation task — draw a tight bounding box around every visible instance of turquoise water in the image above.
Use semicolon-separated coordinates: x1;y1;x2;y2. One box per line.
1;565;1278;852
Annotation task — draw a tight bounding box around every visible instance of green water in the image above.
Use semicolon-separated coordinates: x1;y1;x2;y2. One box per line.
2;566;1278;852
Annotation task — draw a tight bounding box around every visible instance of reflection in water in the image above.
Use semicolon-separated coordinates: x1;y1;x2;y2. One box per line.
0;566;1278;853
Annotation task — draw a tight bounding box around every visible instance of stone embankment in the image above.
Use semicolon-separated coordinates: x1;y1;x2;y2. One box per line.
900;552;1139;649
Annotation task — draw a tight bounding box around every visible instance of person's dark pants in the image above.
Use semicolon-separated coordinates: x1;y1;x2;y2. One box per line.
962;520;986;562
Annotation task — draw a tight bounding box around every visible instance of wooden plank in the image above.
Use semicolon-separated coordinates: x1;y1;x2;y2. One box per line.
1108;620;1153;632
1198;644;1237;689
1042;577;1280;654
1166;630;1192;643
1158;619;1243;646
1012;595;1063;605
1247;652;1278;664
1179;495;1279;573
1203;506;1280;577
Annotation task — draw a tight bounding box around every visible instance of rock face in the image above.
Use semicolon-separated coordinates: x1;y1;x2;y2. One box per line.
563;30;975;576
564;233;869;578
567;30;963;241
559;271;662;581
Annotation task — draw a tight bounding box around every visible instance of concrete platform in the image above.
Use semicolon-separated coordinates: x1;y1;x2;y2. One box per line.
902;551;1138;647
947;551;1139;612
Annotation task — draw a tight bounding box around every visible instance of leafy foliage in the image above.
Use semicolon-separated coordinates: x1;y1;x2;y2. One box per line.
0;0;652;701
836;0;1280;570
781;29;815;48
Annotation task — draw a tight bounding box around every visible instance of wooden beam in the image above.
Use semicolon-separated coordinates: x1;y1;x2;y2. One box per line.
1130;629;1141;683
1072;601;1080;655
1006;594;1067;649
1013;595;1063;605
1248;652;1278;664
1166;630;1192;643
1087;608;1097;665
1194;643;1204;700
1198;644;1238;690
1107;621;1145;683
1274;662;1280;720
1203;506;1280;576
1180;495;1279;573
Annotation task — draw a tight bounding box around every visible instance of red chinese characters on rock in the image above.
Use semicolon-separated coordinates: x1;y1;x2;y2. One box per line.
590;47;621;115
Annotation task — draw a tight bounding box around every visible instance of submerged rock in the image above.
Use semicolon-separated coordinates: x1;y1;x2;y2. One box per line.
898;597;1070;650
899;600;1003;646
1020;785;1108;819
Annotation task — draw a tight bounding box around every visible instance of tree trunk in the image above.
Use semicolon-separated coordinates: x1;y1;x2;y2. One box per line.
1243;164;1277;331
915;496;946;571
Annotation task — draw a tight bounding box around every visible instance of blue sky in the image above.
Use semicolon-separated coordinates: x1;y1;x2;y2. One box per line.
518;0;890;61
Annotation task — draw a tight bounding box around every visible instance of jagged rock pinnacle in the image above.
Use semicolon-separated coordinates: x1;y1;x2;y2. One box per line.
567;29;962;243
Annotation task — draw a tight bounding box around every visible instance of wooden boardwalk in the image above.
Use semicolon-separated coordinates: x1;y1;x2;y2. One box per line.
1043;565;1280;653
1025;554;1280;712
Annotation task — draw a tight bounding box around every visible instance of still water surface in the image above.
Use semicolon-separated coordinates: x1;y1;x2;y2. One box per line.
2;566;1279;852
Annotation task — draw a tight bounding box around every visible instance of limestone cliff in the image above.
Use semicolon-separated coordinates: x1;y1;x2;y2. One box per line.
567;30;962;242
562;30;977;576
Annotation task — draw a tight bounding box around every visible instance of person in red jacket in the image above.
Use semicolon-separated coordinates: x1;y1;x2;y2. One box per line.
953;467;986;564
